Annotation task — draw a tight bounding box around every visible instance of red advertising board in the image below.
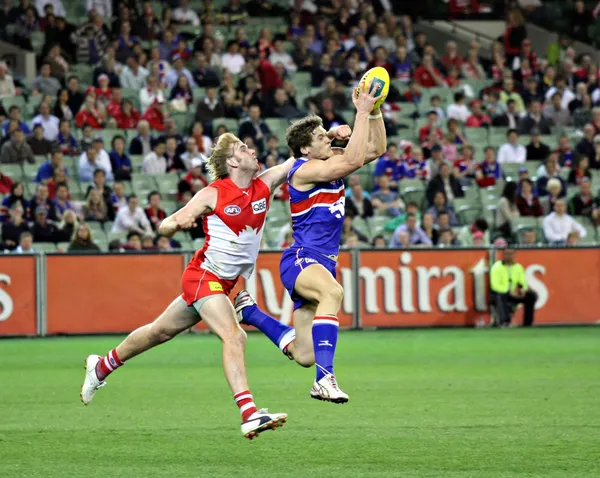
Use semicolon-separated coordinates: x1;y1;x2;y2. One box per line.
0;256;37;336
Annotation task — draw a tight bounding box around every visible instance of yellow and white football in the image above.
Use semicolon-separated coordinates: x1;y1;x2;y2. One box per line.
355;66;390;111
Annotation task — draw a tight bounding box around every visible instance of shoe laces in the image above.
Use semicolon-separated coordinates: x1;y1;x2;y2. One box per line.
255;408;269;415
327;374;340;391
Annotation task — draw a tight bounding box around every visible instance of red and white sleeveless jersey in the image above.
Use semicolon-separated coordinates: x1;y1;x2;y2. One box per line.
193;177;270;280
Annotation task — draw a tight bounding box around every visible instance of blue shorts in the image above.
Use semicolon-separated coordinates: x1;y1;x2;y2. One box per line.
280;247;337;311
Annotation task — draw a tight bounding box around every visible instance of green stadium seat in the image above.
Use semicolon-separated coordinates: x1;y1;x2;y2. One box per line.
213;118;239;134
107;232;127;243
133;175;158;197
353;217;371;240
161;199;179;214
130;155;145;171
35;242;57;252
265;118;291;140
502;163;523;181
56;242;70;252
23;163;39;181
155;173;180;197
2;164;23;181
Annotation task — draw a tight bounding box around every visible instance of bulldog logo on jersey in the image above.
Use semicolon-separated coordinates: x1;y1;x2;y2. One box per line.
224;205;241;216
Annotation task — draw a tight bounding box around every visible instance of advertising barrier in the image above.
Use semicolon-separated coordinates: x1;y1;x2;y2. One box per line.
0;248;599;336
0;256;37;336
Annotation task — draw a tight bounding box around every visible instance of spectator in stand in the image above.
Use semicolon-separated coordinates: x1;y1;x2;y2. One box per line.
537;156;566;197
179;137;203;171
92;73;113;103
191;51;220;88
441;40;462;71
83;188;108;223
520;228;539;246
195;87;225;126
129;120;154;156
120;55;149;90
142;139;167;174
570;0;592;43
367;47;395;78
499;77;525;114
426;191;459;226
14;231;35;253
220;40;246;75
66;76;84;115
259;135;287;165
346;183;374;220
3;106;30;135
27;124;54;156
2;203;30;251
31;102;59;142
518;99;552;135
164;136;186;172
426;162;464;205
503;8;527;63
568;156;592;186
53;89;74;122
525;128;551;161
369;22;396;53
1;128;35;164
425;144;447;180
465;100;491;128
178;157;208;197
371;175;404;217
173;0;200;26
453;144;478;186
498;129;527;164
115;99;141;130
543;199;587;245
496;181;520;238
545;75;575;110
421;212;439;245
0;62;16;100
374;143;402;188
555;134;575;168
140;75;166;113
446;118;467;146
544;92;572;128
462;47;486;80
165;54;196;89
35;150;67;183
569;178;600;225
68;223;100;252
246;53;282;95
446;92;470;123
31;205;62;242
568;82;588;114
269;38;297;75
414;54;445;88
522;76;544;106
109;135;132;181
238;105;270;153
31;62;61;97
142;99;167;131
52;181;74;221
75;94;108;130
578;125;600;168
112;194;152;235
122;231;142;251
390;213;432;247
79;144;114;183
144;191;166;232
156;234;173;251
540;178;564;214
419;110;443;146
112;182;127;210
573;94;593;128
2;182;30;214
169;75;194;112
516;178;543;217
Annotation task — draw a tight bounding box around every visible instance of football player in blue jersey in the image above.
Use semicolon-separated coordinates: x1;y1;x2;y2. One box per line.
234;80;387;403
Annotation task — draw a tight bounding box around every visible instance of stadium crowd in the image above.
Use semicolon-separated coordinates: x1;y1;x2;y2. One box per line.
0;0;599;254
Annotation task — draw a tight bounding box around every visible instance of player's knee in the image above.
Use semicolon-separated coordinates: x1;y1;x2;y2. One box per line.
222;327;247;348
321;283;344;306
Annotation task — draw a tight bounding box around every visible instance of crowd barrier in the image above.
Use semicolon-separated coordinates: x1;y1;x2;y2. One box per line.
0;247;599;336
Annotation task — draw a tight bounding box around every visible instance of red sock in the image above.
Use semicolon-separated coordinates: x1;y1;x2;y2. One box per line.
234;390;258;422
95;349;124;381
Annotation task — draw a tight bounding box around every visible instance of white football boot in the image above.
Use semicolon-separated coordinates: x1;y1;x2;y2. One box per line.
233;289;255;324
80;354;106;405
241;409;288;440
310;373;349;404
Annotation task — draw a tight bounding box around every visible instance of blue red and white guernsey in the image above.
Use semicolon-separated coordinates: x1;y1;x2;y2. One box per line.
280;157;345;310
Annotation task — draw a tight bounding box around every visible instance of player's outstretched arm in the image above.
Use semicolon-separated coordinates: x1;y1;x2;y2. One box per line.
158;186;218;237
293;82;379;185
258;156;295;192
364;107;387;164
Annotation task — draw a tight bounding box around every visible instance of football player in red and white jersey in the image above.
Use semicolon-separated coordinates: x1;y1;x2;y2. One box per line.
81;132;294;439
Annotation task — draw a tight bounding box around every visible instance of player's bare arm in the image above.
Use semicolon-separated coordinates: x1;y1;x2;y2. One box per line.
258;156;295;192
365;107;387;163
292;82;379;186
158;186;218;237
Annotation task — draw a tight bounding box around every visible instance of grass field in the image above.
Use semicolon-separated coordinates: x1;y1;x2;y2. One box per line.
1;328;599;478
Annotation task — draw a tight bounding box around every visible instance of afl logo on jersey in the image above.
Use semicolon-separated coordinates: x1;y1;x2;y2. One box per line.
224;205;241;216
252;198;267;214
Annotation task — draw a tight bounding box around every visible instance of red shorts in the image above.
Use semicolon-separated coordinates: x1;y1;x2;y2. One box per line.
181;262;238;306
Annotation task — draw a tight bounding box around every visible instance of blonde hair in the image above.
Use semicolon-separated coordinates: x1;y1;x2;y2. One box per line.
206;132;239;180
547;178;562;193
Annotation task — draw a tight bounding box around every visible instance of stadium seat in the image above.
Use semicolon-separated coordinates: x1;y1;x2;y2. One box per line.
133;175;158;197
213;118;239;133
2;164;23;181
155;173;180;197
502;163;523;181
265;118;291;140
35;243;57;252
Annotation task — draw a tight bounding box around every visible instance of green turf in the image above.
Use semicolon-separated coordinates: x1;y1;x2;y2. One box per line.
1;328;599;477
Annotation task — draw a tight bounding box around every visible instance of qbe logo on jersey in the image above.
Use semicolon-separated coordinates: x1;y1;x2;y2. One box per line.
252;198;267;214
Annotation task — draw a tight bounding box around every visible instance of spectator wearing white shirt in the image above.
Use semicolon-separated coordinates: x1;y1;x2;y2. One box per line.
269;38;297;75
0;61;16;99
545;76;576;110
139;75;165;113
112;195;153;235
173;0;200;27
497;129;527;164
79;142;114;182
119;55;149;90
142;139;167;174
181;136;207;169
31;102;60;142
14;232;36;254
36;0;66;18
86;0;112;19
221;40;246;75
446;91;470;123
543;199;586;245
164;55;197;89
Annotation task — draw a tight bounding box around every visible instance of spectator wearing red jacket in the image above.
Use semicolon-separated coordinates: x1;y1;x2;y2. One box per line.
144;191;167;232
448;0;480;19
419;110;444;145
503;9;527;62
466;100;491;127
402;80;422;103
142;100;167;131
0;168;14;195
90;74;113;103
106;88;123;119
177;157;209;201
445;66;461;88
516;178;543;217
248;54;282;94
116;99;141;129
441;41;463;72
367;47;395;78
75;95;107;129
414;55;445;88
